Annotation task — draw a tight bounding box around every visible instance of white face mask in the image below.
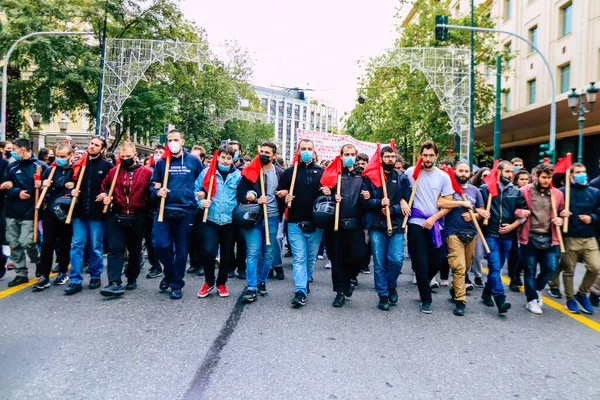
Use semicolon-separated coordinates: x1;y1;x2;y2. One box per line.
168;141;181;154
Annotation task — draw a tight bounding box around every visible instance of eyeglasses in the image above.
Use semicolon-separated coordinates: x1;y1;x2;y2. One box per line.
382;155;397;160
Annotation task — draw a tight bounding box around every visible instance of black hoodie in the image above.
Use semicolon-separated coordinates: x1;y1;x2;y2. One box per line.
277;162;324;223
72;155;113;221
561;183;600;238
3;156;48;220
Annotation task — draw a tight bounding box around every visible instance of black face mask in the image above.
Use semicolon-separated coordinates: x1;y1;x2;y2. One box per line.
456;176;469;185
121;157;135;169
5;151;11;159
47;156;55;164
382;163;395;172
500;176;511;185
259;155;272;166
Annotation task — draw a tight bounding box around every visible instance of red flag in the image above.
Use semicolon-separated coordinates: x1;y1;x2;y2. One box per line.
320;155;343;188
442;165;464;196
554;153;572;174
241;152;262;184
202;150;219;197
148;156;156;167
412;157;423;180
390;139;397;153
161;144;172;160
362;144;384;188
291;151;299;165
72;153;89;181
483;159;500;197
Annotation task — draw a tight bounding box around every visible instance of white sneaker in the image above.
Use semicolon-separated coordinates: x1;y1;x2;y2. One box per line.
526;300;543;315
2;245;10;257
411;273;417;285
440;279;449;286
317;255;324;260
324;262;331;269
429;278;440;289
536;290;543;306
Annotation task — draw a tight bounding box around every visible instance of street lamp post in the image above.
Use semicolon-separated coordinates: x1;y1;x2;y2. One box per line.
567;82;597;163
58;116;69;133
1;30;94;141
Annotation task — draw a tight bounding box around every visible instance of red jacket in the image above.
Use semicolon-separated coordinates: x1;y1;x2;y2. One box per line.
101;163;152;215
518;184;564;246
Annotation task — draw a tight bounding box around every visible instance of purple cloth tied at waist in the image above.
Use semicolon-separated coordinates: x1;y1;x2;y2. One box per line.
411;208;443;249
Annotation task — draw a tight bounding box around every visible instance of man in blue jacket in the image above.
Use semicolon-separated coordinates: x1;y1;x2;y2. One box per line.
196;144;241;299
151;130;203;299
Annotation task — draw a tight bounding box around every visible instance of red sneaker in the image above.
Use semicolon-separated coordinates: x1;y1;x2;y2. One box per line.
216;284;229;297
197;283;214;298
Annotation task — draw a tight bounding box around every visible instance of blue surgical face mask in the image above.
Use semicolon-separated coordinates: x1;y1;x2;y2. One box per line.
55;158;68;167
10;151;21;161
514;166;521;173
574;172;588;185
153;155;160;162
300;151;313;163
233;152;239;163
217;162;230;172
343;156;355;168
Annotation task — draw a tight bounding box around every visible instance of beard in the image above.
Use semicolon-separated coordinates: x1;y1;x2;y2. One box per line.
423;161;434;169
456;176;469;184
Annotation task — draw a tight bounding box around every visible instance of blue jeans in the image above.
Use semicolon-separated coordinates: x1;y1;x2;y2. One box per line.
287;223;323;295
485;236;512;297
271;220;285;268
369;230;405;297
243;216;279;290
69;219;106;285
152;212;194;290
523;242;559;302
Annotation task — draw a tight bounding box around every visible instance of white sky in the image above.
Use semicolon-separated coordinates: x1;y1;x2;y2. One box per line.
180;0;411;116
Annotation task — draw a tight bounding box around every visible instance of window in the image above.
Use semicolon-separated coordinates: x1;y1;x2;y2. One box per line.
562;3;572;36
529;26;538;53
302;106;307;121
560;64;571;93
503;90;512;112
269;101;276;116
528;79;537;104
504;0;512;20
504;42;513;68
260;98;268;108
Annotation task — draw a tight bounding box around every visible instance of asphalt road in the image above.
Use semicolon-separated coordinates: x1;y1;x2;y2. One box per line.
1;254;599;400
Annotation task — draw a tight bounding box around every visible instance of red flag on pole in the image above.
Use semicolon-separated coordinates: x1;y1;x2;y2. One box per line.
320;156;343;188
202;150;219;198
72;153;89;181
148;156;156;167
242;152;262;184
554;153;572;174
292;151;299;165
412;157;423;180
362;144;384;188
390;139;397;153
442;165;464;195
483;159;500;197
161;144;172;160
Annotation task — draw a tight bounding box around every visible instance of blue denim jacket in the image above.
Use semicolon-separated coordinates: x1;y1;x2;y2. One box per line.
195;167;241;225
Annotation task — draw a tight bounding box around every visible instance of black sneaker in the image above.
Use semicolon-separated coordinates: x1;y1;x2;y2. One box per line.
388;288;398;305
420;302;432;314
473;277;484;288
481;290;494;307
268;269;275;279
33;276;50;291
125;280;137;290
100;283;125;297
187;266;200;274
509;280;520;293
453;301;466;316
170;288;183;300
333;292;345;308
53;272;69;286
590;292;600;307
146;266;163;279
465;283;474;292
64;283;82;295
196;267;205;277
89;278;101;290
350;278;358;287
159;278;169;292
378;296;390;311
361;266;370;274
242;289;257;303
291;291;306;306
547;288;562;298
237;271;246;280
344;284;354;298
257;282;268;296
274;266;285;280
8;275;29;287
494;295;511;314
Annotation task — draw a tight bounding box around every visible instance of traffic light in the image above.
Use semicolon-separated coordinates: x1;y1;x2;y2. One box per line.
538;143;554;164
435;16;449;41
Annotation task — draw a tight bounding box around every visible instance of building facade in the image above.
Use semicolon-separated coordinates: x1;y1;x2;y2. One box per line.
255;86;338;161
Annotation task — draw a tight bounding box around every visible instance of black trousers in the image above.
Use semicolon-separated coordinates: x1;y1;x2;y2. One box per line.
325;228;367;293
508;237;524;280
200;221;235;286
189;210;204;268
407;224;445;304
39;212;72;277
439;242;450;280
143;212;160;269
106;214;144;284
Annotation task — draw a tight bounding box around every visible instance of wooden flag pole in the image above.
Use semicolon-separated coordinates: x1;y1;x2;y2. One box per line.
380;166;393;234
103;163;122;214
287;160;299;208
402;173;420;229
563;169;570;233
259;166;271;246
461;194;490;254
483;195;493;226
36;166;56;210
33;165;42;243
157;157;171;222
202;173;214;223
66;165;86;225
550;190;565;253
334;174;341;231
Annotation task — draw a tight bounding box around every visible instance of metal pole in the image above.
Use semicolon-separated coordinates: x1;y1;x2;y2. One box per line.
438;23;557;163
494;55;502;160
95;1;109;136
577;95;585;163
1;31;93;141
469;0;475;167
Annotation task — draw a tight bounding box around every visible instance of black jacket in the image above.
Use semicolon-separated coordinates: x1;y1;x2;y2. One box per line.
361;169;411;231
561;183;600;238
480;182;528;239
42;165;74;212
72;155;113;220
330;166;367;221
3;156;48;220
277;162;324;223
0;157;8;207
236;163;285;218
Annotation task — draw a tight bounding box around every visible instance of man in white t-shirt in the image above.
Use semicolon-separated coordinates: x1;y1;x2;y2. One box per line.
405;141;458;314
